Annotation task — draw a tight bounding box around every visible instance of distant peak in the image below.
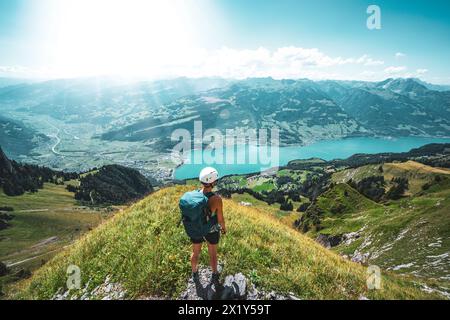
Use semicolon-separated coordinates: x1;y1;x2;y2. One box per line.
377;77;427;93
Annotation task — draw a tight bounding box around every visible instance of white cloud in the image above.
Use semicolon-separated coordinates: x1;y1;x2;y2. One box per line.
395;52;406;59
384;66;407;75
356;55;384;66
0;65;57;79
0;65;29;76
0;47;400;82
177;48;388;80
416;68;428;75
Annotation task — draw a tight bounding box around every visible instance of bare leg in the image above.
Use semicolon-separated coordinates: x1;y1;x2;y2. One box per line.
207;243;218;273
191;243;202;273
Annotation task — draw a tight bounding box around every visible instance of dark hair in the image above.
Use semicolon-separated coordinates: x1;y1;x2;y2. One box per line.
202;181;216;188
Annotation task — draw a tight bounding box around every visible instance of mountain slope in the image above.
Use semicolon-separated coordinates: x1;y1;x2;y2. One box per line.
101;77;450;149
332;160;450;195
15;186;442;300
73;165;153;205
0;116;48;157
319;79;450;137
0;77;229;120
0;182;105;276
101;79;367;147
303;165;450;286
1;77;448;179
0;146;77;196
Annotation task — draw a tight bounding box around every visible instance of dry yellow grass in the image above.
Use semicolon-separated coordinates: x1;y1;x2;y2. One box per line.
385;161;450;175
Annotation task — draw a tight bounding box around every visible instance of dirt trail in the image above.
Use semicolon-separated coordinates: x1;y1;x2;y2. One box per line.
6;248;61;268
17;209;49;213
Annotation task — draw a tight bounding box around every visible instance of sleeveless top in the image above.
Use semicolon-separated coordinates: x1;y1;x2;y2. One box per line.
203;191;221;234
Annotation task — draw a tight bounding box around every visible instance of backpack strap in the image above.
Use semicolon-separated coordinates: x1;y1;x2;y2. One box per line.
204;191;216;199
197;189;216;199
200;191;216;221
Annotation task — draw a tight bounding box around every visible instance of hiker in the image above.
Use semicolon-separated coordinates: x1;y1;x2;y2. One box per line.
179;167;226;285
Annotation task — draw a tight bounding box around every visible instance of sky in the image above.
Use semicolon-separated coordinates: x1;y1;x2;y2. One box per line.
0;0;449;83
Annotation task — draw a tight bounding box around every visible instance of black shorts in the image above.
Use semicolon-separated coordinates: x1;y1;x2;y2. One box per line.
190;232;220;245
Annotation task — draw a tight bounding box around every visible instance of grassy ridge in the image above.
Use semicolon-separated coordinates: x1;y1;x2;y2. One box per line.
306;177;450;284
14;186;440;299
332;160;450;195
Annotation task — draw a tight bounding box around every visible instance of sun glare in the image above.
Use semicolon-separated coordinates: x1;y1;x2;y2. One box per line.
30;0;207;78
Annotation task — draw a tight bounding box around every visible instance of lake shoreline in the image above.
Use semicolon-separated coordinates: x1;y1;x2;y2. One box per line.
173;136;450;180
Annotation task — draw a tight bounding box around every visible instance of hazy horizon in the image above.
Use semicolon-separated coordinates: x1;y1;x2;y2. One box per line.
1;75;449;87
1;0;450;83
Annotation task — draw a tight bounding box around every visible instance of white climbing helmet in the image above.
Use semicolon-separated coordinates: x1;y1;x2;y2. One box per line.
199;167;219;184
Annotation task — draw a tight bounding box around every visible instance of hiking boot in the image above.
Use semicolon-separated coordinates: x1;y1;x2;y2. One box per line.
211;272;220;286
192;271;200;282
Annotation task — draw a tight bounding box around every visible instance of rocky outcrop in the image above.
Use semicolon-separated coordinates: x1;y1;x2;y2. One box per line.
51;269;300;301
52;275;127;300
351;251;370;264
316;231;362;249
316;234;343;248
342;231;361;245
315;232;369;265
180;267;300;300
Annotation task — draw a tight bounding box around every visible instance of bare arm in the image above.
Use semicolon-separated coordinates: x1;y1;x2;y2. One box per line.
213;196;226;234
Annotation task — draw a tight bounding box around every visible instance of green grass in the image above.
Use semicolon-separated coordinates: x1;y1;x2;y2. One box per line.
0;183;75;211
231;193;298;225
332;164;383;184
332;161;450;195
307;178;450;290
0;183;110;295
251;181;276;193
277;169;310;182
13;186;442;300
288;158;326;166
317;184;379;215
80;170;99;178
185;179;199;186
226;176;248;187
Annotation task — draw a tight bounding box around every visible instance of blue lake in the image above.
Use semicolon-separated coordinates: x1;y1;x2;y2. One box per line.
174;136;450;180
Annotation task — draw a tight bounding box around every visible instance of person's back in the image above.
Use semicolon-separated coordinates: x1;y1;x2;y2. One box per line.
184;167;226;285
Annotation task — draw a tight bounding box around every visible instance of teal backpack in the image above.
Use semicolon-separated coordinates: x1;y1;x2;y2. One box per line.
179;190;217;239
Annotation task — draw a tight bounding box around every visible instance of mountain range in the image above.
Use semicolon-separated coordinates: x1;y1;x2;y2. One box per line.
0;76;448;181
100;77;450;148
